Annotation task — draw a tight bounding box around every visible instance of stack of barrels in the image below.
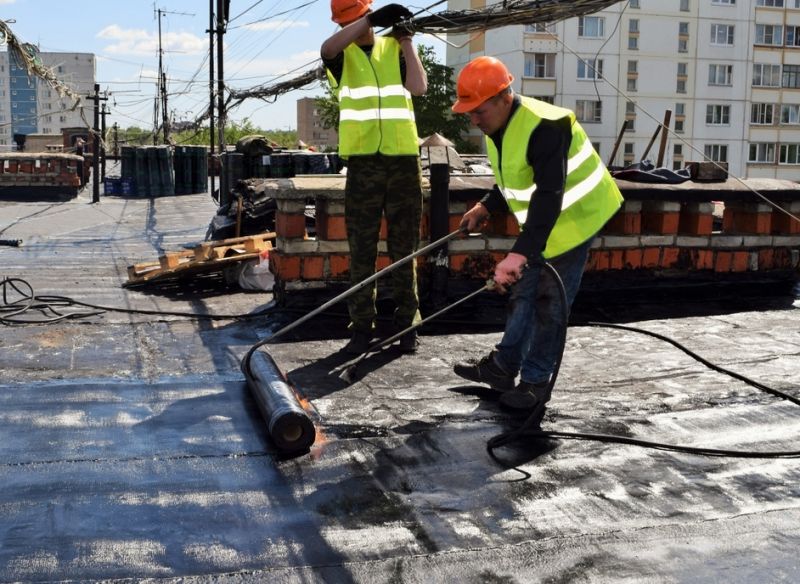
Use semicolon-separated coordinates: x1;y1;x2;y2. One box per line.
119;145;208;197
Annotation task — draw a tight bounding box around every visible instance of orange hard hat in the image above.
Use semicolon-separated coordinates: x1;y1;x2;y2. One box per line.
452;56;514;114
331;0;373;24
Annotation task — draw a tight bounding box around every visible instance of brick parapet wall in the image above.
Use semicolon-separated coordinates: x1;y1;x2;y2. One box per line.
267;176;800;289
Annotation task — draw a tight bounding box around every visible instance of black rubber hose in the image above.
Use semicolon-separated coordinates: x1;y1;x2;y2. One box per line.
486;263;800;462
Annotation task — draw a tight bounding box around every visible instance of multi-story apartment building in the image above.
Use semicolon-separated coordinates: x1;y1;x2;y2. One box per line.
296;97;339;151
0;50;95;151
447;0;800;180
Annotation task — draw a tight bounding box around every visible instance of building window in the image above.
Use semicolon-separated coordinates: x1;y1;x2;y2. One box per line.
748;143;776;163
627;60;638;91
756;24;783;46
677;62;688;93
524;53;556;78
577;58;603;80
779;143;800;164
628;35;639;50
752;103;775;124
681;0;690;11
623;142;635;163
629;0;640;7
783;64;800;88
525;23;555;34
712;0;736;5
678;38;688;52
787;26;800;46
709;64;733;86
575;100;602;123
705;144;728;162
756;0;784;6
626;101;636;131
706;104;730;125
711;24;734;45
578;16;605;38
753;63;781;87
675;102;686;133
780;104;800;124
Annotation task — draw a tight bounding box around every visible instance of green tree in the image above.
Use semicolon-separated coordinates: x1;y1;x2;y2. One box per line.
315;44;477;153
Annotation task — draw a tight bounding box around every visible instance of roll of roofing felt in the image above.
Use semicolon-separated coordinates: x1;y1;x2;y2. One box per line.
243;350;316;454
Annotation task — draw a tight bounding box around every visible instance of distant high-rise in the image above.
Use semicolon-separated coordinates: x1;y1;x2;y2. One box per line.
446;0;800;180
296;97;339;152
0;50;96;151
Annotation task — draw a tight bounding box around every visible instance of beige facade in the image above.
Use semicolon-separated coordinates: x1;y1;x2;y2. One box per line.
296;97;338;151
447;0;800;181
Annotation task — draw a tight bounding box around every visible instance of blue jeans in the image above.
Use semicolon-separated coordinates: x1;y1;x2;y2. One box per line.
493;238;593;384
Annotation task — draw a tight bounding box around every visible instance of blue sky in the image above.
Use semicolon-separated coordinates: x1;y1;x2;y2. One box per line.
2;0;446;132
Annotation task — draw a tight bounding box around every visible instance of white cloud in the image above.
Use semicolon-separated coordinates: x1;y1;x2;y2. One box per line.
97;24;205;57
0;0;17;5
243;19;310;32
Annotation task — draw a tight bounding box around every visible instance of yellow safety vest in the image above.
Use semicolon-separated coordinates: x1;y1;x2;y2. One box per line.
486;96;623;258
327;36;419;157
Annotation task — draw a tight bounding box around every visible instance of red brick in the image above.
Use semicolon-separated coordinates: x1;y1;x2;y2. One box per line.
609;250;625;270
661;247;680;268
694;249;714;270
594;250;610;271
302;255;324;279
642;212;679;234
275;212;306;238
419;214;429;239
723;210;772;234
758;248;774;270
269;252;301;280
448;214;462;234
379;218;388;240
731;251;749;272
376;255;391;271
18;161;33;174
603;210;641;235
449;253;469;272
642;248;661;268
714;251;732;272
322;215;347;240
624;248;643;269
679;213;713;235
329;255;350;277
773;248;792;269
772;211;800;235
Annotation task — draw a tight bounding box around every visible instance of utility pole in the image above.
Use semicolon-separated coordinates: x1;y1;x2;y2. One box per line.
100;98;107;179
216;0;227;197
113;123;119;159
154;7;193;145
91;83;108;204
208;0;216;199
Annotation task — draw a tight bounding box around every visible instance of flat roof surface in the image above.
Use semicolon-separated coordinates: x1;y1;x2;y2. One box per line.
1;188;799;583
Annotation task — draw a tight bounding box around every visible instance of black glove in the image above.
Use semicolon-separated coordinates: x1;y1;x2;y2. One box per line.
367;4;413;28
391;22;414;39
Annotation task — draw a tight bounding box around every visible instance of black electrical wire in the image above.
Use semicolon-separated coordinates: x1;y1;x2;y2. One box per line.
486;263;800;466
0;277;274;326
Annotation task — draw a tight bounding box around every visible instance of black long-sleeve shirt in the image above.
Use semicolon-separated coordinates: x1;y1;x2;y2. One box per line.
480;96;571;261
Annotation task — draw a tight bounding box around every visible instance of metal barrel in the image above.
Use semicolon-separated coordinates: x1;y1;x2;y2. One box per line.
243;350;316;454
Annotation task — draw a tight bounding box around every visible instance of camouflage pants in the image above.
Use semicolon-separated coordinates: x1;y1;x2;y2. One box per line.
344;154;422;333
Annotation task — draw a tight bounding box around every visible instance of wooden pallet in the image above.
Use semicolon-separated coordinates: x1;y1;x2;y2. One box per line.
125;232;275;287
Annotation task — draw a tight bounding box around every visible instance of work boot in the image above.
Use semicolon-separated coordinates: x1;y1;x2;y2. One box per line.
344;330;372;355
500;379;552;410
398;329;419;354
453;351;515;391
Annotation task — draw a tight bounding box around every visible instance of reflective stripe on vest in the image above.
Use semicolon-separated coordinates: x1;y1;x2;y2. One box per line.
326;37;419;157
486;96;623;259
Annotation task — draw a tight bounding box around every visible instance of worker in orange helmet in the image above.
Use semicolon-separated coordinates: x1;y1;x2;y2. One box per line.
452;56;623;410
322;1;427;355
